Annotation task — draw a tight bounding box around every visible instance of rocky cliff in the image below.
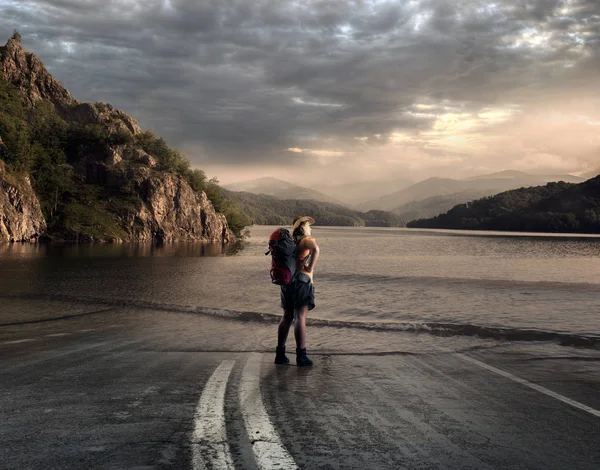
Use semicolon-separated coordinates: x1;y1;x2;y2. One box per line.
126;171;231;243
0;36;235;243
0;161;47;242
1;38;75;111
0;37;142;135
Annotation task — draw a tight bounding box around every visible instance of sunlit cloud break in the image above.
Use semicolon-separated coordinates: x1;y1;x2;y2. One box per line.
292;97;344;108
1;0;600;182
287;148;345;157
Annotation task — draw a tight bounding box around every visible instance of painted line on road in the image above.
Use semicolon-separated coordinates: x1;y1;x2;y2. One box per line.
1;338;36;345
458;354;600;418
192;360;236;470
45;333;69;337
0;307;116;326
240;353;298;470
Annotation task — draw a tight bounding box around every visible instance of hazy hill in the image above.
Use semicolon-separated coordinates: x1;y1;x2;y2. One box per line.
407;176;600;233
312;178;413;207
223;190;405;227
393;190;493;221
359;177;482;211
582;168;600;179
463;170;582;183
359;171;584;211
224;177;346;206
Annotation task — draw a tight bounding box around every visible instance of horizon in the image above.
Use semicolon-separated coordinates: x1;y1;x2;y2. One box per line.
223;168;586;187
1;1;599;186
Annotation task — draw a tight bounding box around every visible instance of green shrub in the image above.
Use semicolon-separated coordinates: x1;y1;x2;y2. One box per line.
187;168;207;192
65;124;111;162
0;79;30;171
61;201;127;240
108;128;134;146
134;130;189;173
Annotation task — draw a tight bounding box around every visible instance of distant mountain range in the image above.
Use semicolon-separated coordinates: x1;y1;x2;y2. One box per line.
223;190;404;227
407;176;600;233
312;178;414;206
582;167;600;179
225;176;415;208
225;171;589;226
358;171;584;212
393;190;493;222
224;177;346;206
462;170;582;181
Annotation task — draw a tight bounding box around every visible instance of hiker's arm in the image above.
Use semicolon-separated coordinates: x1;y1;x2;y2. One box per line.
303;238;320;275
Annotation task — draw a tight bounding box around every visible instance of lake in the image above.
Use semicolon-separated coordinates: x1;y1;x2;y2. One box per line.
1;226;599;346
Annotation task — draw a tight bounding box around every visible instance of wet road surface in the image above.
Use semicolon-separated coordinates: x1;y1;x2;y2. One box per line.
1;300;600;469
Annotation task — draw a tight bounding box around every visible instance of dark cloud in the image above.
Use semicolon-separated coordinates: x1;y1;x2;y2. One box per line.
1;0;600;181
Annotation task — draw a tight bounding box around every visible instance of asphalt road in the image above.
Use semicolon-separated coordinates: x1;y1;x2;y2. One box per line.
1;301;600;469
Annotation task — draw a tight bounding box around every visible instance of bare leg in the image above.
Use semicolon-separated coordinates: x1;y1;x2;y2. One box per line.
294;306;309;349
277;310;293;346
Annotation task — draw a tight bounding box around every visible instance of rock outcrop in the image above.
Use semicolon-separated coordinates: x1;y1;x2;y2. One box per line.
67;102;142;135
65;155;233;242
0;36;236;243
0;161;47;242
1;38;75;111
125;171;232;243
0;38;142;136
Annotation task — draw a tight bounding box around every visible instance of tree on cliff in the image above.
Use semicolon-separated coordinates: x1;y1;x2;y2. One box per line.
11;30;21;43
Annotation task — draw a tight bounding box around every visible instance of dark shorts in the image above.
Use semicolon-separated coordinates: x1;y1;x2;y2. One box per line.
280;272;315;315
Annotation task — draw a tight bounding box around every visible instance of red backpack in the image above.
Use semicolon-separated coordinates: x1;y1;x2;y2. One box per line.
265;228;296;285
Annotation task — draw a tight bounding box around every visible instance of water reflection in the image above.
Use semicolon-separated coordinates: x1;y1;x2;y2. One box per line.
0;240;245;258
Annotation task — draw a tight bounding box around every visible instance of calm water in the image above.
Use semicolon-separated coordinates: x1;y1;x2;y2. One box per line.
1;226;599;339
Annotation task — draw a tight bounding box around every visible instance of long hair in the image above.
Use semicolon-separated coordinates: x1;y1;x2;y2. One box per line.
293;221;311;240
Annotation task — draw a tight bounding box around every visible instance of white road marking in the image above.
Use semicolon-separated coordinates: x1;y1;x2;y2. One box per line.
458;354;600;418
2;338;36;345
45;333;69;337
192;360;236;470
239;353;298;470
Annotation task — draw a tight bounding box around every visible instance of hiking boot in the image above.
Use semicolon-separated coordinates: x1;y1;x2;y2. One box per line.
296;348;313;367
274;346;290;365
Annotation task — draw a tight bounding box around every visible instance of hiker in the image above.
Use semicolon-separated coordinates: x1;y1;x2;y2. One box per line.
275;216;320;367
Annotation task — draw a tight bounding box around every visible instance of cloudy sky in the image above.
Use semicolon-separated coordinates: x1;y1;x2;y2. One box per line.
1;0;600;185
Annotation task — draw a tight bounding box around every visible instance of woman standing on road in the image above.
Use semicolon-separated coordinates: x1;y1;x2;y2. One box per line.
275;216;320;367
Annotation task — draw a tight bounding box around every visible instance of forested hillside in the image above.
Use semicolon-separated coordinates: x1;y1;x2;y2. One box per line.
224;177;346;206
360;171;583;212
224;190;405;227
408;178;600;233
393;190;492;221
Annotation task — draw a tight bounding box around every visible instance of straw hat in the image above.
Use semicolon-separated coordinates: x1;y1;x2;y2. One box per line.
292;216;315;231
